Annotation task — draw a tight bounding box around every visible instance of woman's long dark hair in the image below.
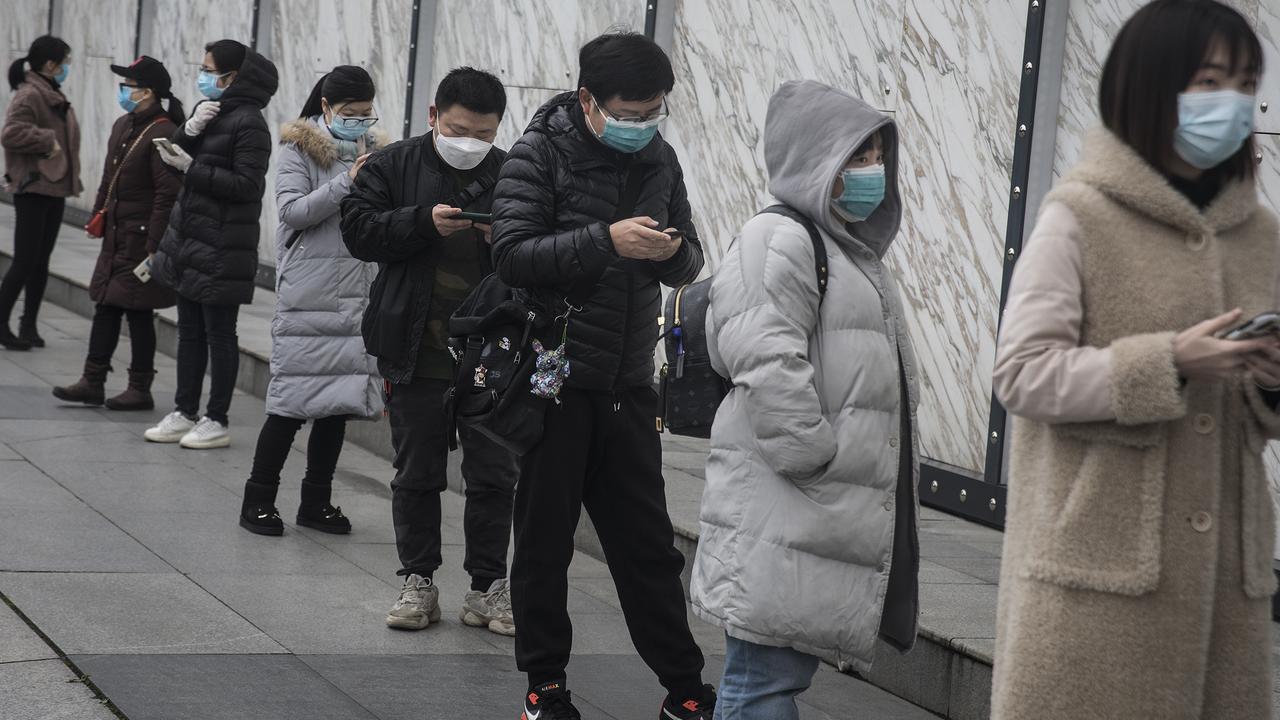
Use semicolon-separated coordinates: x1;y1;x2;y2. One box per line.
299;65;375;118
159;93;187;126
1100;0;1263;181
8;35;71;91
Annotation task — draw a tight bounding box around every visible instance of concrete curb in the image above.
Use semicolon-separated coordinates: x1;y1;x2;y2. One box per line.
4;249;994;719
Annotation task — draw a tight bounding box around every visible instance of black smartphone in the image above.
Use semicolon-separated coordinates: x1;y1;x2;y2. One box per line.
455;211;492;223
1221;311;1280;341
665;230;686;240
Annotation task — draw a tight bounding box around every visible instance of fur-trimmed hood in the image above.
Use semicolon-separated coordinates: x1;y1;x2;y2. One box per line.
279;116;388;167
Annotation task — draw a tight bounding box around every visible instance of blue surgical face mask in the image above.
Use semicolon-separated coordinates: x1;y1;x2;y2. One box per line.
326;111;377;141
834;165;886;222
117;85;140;112
1173;89;1256;170
52;63;69;84
591;96;663;154
197;70;228;100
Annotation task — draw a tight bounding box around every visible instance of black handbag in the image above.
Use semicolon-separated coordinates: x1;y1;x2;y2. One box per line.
658;204;828;438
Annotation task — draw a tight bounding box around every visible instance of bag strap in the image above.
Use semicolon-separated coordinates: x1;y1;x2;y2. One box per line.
562;161;648;310
759;204;828;302
101;118;168;210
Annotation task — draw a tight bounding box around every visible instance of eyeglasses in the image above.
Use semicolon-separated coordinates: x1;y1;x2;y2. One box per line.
592;94;668;124
331;115;379;129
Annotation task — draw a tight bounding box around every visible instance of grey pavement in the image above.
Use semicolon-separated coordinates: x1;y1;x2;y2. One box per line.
0;302;940;719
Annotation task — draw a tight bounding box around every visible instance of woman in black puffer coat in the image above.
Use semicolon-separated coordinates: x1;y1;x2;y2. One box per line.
148;39;277;450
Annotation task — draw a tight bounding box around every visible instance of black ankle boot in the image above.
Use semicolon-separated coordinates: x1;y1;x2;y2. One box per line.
297;504;351;535
0;326;32;351
18;319;43;348
239;504;284;536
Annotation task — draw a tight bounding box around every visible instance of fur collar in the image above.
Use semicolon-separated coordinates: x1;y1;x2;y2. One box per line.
1064;127;1258;236
279;116;387;167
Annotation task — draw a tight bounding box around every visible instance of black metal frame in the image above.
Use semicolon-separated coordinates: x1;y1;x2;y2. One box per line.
919;0;1048;529
46;0;55;34
404;2;423;140
133;0;144;57
249;2;261;51
644;0;658;38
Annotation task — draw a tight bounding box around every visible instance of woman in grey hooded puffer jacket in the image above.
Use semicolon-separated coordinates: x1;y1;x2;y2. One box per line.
238;67;383;537
691;80;921;720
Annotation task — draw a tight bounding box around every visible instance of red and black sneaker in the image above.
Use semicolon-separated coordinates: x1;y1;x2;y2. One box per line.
659;684;717;720
521;680;581;720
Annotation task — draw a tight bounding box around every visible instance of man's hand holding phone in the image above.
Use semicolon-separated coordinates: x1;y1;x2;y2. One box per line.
610;216;682;260
432;204;473;236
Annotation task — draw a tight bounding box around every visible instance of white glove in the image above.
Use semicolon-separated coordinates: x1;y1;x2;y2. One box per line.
155;141;193;173
183;101;221;137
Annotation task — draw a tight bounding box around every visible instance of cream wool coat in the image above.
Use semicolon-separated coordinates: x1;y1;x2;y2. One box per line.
991;128;1279;719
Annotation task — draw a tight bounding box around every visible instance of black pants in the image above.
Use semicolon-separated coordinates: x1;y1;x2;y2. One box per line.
243;414;348;510
511;387;705;697
0;193;65;328
388;377;519;583
174;296;239;425
86;304;156;372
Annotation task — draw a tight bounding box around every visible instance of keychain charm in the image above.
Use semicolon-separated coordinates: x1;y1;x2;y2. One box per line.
530;339;571;402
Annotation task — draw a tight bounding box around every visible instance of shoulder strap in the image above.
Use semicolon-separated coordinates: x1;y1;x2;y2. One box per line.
102;118;168;208
563;161;648;310
759;204;828;302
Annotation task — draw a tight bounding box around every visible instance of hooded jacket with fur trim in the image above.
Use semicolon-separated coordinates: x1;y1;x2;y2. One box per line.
991;127;1279;719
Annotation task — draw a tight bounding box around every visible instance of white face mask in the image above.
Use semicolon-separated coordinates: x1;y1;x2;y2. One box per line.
435;132;492;170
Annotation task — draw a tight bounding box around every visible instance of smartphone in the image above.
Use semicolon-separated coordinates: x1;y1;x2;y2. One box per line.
133;257;152;284
455;211;492;223
151;137;175;153
665;230;685;240
1221;311;1280;340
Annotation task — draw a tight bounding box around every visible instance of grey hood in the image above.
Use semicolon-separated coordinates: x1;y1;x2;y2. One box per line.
765;80;901;258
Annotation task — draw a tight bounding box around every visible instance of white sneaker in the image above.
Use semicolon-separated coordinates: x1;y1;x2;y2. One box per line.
461;578;515;636
386;574;440;630
144;411;196;443
179;416;231;449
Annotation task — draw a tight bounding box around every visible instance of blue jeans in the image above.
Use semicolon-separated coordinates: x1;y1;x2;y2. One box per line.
715;634;820;720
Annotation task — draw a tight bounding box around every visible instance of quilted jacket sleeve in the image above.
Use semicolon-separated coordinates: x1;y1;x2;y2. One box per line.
276;141;350;232
491;131;617;288
182;112;271;203
710;214;837;482
339;149;438;263
650;155;704;287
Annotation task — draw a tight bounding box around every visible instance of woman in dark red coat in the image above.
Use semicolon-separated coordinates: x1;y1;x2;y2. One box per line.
53;56;184;410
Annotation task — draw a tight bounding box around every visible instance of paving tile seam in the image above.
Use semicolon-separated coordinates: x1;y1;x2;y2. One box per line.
0;591;131;719
0;656;58;666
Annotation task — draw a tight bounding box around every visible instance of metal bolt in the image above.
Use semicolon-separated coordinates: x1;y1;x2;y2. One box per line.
1017;123;1028;137
930;480;939;494
960;489;968;503
1024;61;1034;75
884;85;891;96
1031;0;1040;10
1263;101;1270;113
1012;186;1022;200
990;430;1000;444
1257;150;1265;165
1007;248;1017;260
989;498;998;512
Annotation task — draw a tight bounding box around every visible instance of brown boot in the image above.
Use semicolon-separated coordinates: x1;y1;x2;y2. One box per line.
105;368;156;411
52;360;110;406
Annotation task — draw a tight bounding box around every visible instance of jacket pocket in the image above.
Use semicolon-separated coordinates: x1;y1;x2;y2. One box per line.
277;257;338;313
1015;421;1167;596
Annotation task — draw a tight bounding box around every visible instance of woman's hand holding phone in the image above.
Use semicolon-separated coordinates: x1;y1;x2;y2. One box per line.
1174;309;1279;381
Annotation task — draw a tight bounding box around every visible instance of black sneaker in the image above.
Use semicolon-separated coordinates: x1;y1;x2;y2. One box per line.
296;504;351;534
239;504;284;536
0;326;32;351
659;685;716;720
521;680;580;720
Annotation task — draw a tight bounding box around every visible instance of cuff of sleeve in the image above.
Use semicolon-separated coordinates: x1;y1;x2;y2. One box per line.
414;206;442;240
1109;331;1187;425
578;222;618;273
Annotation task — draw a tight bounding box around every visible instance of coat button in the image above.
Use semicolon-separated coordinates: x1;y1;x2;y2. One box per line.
1191;511;1213;533
1193;414;1215;434
1186;235;1208;251
889;437;899;448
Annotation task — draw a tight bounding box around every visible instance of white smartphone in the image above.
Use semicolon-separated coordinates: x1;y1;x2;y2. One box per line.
151;137;175;154
133;257;152;284
1221;311;1280;341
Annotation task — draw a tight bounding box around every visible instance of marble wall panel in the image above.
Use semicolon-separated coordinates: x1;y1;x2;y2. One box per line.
497;85;561;152
1054;0;1259;176
57;0;140;212
1257;0;1280;133
662;0;905;268
429;0;645;94
145;0;255;112
257;0;414;267
1;1;50;132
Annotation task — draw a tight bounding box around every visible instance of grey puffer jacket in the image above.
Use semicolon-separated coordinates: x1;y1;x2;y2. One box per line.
265;117;383;420
690;80;921;672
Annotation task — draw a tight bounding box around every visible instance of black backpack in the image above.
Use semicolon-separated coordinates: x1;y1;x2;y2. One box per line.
657;204;828;438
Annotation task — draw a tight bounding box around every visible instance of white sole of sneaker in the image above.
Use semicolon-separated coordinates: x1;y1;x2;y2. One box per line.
180;435;231;450
143;430;187;443
460;609;488;628
461;609;515;637
386;606;441;631
488;619;516;637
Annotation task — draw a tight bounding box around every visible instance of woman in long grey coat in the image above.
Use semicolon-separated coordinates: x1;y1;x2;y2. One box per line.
691;80;920;719
238;66;383;537
991;3;1278;718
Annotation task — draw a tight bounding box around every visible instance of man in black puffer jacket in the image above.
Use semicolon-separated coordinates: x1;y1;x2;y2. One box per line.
491;32;715;720
148;39;276;451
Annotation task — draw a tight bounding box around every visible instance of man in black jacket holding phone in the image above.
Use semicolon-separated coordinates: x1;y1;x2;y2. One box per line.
340;67;519;638
491;32;715;720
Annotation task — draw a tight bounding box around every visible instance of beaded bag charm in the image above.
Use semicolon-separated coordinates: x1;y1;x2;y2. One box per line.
530;339;570;402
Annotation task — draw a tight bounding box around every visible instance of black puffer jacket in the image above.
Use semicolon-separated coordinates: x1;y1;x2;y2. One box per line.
340;131;504;384
153;49;277;305
492;92;704;391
